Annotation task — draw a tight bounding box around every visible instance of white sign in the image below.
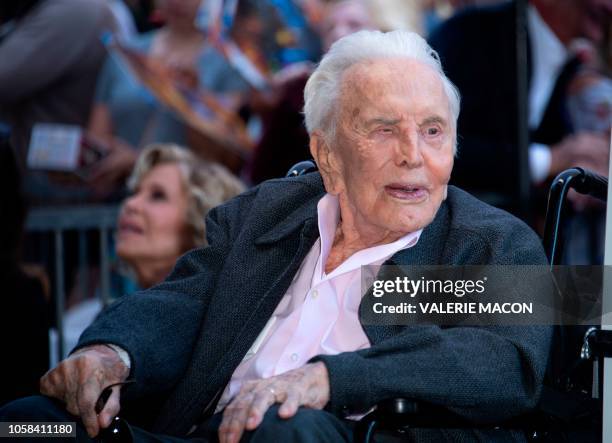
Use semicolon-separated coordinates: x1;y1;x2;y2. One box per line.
27;123;82;171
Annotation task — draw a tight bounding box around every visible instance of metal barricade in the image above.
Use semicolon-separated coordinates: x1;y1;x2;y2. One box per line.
25;205;120;360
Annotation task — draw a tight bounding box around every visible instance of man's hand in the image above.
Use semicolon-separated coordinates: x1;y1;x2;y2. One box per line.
39;345;129;438
218;362;330;443
550;132;610;177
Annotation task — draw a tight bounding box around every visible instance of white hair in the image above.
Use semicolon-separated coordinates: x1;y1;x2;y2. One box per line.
304;30;460;150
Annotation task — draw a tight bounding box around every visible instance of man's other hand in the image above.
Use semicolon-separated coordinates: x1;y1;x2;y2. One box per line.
219;362;330;443
550;132;610;177
39;344;129;438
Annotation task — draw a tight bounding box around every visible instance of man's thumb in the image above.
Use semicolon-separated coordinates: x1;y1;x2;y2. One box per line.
98;386;121;429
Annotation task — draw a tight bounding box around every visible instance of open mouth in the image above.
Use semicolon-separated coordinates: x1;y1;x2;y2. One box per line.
118;220;144;235
384;184;428;201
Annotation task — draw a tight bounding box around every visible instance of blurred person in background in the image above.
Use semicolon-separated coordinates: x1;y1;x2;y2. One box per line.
115;143;245;288
0;0;115;204
195;0;265;98
421;0;508;35
87;0;209;200
320;0;378;51
362;0;424;35
124;0;160;33
246;0;378;184
561;39;611;263
565;39;611;147
428;0;611;219
107;0;139;43
0;134;49;407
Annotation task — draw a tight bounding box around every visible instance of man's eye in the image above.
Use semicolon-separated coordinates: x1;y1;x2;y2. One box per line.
426;127;440;136
377;127;394;135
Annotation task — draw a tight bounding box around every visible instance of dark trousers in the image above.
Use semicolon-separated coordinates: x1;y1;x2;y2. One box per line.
0;396;527;442
0;396;354;443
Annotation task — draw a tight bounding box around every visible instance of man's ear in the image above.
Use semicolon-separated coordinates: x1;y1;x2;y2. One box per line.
310;132;342;194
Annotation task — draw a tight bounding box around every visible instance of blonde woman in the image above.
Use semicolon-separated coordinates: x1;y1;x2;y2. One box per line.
116;144;245;287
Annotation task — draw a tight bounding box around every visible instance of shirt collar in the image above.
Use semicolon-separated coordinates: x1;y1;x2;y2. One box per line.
316;193;422;280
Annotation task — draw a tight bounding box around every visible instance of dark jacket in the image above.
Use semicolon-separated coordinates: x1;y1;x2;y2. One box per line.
77;172;552;436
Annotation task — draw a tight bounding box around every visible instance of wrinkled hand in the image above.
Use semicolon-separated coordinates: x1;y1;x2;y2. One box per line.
219;362;330;443
550;132;610;177
39;345;129;438
88;137;137;197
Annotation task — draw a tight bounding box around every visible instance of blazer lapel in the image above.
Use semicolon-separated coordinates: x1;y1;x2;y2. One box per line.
361;200;450;343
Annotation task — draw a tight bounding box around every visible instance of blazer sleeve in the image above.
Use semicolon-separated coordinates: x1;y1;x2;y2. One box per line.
75;201;235;399
312;244;553;423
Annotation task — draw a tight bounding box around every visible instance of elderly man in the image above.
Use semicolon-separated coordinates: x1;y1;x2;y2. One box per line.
1;31;551;442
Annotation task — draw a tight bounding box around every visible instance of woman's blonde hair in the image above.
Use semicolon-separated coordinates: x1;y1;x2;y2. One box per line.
127;144;245;249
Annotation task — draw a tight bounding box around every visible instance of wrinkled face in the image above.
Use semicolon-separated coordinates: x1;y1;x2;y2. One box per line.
116;163;189;267
321;1;376;51
313;58;454;237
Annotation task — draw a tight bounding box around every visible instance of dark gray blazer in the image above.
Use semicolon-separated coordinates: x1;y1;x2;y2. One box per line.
78;173;552;436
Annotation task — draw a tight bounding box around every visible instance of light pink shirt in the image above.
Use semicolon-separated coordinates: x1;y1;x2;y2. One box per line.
216;194;422;411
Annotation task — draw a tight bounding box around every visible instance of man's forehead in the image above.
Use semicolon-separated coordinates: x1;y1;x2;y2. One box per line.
338;58;449;117
341;58;439;85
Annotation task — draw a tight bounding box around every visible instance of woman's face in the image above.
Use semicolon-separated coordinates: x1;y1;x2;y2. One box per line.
116;163;190;268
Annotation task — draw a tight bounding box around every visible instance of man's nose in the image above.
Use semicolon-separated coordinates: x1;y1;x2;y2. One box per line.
396;131;424;168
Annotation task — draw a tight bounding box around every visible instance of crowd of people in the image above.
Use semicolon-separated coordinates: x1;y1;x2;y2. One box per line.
0;0;610;441
3;0;607;203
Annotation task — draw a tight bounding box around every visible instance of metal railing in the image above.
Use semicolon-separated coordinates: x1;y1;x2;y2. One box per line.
26;205;120;359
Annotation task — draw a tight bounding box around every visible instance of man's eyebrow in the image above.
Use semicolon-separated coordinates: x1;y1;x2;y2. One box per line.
421;115;448;126
364;117;402;127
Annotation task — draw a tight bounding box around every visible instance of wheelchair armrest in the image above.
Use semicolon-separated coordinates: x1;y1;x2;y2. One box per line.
354;398;550;443
359;398;475;429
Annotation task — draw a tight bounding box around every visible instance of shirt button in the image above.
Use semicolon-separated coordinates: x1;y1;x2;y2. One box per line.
290;353;299;362
312;290;319;299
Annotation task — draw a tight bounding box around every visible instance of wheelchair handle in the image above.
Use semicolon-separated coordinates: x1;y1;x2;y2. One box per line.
570;168;608;202
543;167;608;265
